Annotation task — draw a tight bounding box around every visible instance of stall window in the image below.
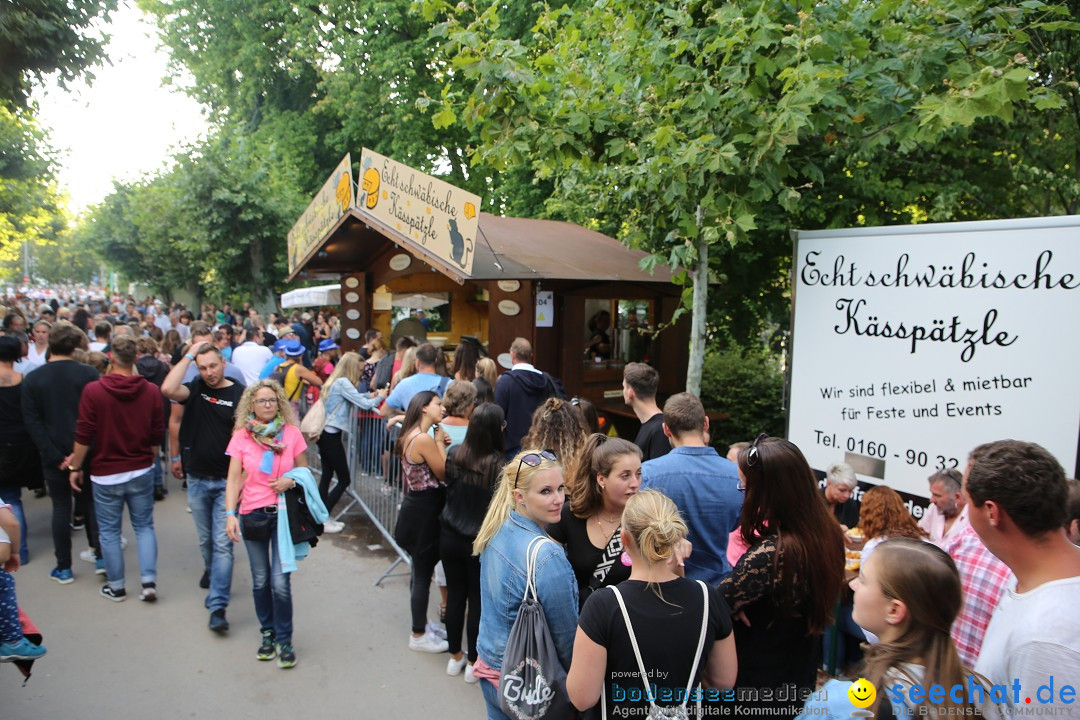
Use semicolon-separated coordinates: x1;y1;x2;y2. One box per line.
583;299;653;367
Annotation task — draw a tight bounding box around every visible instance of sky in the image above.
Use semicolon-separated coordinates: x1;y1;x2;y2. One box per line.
33;1;209;214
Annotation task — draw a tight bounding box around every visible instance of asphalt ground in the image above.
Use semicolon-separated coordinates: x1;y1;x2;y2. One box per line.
0;485;486;719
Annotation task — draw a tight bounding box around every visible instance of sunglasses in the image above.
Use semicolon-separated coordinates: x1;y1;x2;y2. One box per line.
514;450;557;489
746;433;768;468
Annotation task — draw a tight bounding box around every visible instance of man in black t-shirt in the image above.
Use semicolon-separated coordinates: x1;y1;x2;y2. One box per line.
162;343;245;634
623;363;670;462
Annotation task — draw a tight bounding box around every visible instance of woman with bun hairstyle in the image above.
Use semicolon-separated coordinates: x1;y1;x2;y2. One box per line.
549;434;642;609
567;490;737;718
721;435;845;719
805;539;1002;719
473;449;578;720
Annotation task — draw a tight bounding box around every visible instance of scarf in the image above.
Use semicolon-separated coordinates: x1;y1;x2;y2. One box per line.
245;414;287;453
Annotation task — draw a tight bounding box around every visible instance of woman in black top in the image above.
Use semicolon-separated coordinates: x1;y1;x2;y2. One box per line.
0;337;42;566
720;436;845;719
549;435;641;609
567;490;737;718
440;402;504;682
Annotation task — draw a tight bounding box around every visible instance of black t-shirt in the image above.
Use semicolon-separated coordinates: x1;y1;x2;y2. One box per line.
178;377;245;478
578;579;732;718
548;503;632;609
635;412;671;462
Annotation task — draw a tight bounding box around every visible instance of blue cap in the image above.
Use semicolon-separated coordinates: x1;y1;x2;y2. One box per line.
272;339;290;352
284;339;305;357
318;338;339;353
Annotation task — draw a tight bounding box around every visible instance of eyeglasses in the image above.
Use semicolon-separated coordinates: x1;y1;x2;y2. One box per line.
746;433;768;467
514;450;557;489
254;398;278;406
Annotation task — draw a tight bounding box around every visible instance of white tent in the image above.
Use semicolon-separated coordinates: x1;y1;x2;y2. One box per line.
280;284;340;308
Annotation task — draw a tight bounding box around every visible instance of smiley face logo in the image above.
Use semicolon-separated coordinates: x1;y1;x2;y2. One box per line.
848;678;876;709
362;168;380;210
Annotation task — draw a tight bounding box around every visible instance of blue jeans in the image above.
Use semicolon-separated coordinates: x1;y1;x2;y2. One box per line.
186;475;233;611
0;487;28;566
92;470;157;590
242;512;292;644
480;678;513;720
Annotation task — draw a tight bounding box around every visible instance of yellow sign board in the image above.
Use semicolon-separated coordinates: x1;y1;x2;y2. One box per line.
287;154;354;275
357;148;481;277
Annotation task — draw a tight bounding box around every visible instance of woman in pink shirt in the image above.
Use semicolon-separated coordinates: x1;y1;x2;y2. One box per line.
225;380;308;669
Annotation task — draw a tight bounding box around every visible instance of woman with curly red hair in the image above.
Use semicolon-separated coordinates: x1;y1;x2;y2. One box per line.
858;485;928;563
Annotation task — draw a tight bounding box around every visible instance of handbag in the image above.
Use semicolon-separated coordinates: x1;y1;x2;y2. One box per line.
499;536;572;720
300;395;328;441
603;581;710;720
240;510;275;542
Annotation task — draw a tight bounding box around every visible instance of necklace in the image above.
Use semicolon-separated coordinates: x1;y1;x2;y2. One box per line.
594;513;620;527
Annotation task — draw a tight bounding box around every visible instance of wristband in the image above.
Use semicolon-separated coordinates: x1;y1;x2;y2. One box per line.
170;456;181;462
226;510;237;516
68;466;81;472
185;353;195;361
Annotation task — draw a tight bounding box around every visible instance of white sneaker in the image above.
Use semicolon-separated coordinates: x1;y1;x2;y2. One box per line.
409;631;449;654
79;548;97;563
464;663;478;684
426;621;448;641
447;654;467;676
322;519;345;534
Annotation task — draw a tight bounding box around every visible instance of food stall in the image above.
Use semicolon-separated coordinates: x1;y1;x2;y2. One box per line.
285;150;691;405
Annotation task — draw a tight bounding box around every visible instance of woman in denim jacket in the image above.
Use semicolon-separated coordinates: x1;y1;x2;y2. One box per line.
472;449;579;720
315;352;385;532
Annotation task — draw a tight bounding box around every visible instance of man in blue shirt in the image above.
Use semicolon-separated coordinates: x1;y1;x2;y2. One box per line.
381;343;449;417
641;392;743;584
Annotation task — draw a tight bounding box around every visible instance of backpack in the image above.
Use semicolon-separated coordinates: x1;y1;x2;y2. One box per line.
603;581;710;720
499;536;572;720
269;362;302;400
300;380;331;441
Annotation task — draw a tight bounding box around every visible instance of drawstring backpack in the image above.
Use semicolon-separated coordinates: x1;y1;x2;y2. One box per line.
499;535;571;720
604;580;710;720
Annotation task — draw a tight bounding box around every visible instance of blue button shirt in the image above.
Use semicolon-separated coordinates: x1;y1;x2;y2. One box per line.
641;446;744;584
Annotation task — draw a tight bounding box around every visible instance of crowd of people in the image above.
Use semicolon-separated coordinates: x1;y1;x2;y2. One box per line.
0;291;1078;720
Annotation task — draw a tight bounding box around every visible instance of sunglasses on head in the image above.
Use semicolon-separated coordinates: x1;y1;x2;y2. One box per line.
746;433;768;468
514;450;557;489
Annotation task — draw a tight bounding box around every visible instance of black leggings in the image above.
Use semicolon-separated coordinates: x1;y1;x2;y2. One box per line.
394;488;445;634
316;431;351;514
440;525;481;661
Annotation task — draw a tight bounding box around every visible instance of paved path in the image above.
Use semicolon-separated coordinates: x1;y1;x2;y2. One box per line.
1;487;486;719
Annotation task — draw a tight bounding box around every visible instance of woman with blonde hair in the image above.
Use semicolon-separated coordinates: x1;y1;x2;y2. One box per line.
473;449;578;720
315;352;386;532
474;356;498;388
224;380;308;669
520;397;589;482
567;490;737;717
549;434;642;608
805;539;1001;719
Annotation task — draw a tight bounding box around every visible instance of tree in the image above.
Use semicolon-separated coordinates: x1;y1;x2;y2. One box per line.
0;0;118;106
423;0;1078;394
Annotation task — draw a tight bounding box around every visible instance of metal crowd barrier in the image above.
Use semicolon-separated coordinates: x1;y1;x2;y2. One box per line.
301;393;411;587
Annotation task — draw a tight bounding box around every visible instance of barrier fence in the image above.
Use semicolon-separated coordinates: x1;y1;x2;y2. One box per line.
302;395;412;586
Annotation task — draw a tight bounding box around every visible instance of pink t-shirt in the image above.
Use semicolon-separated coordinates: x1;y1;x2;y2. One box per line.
226;425;307;514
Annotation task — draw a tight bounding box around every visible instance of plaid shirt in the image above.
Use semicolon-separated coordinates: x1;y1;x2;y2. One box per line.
943;525;1013;667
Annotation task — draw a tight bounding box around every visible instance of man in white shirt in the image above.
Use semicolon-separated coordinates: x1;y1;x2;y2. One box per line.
917;468;970;545
230;328;273;386
968;440;1080;714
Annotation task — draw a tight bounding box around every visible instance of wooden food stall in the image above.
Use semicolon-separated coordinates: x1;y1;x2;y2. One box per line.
286;150;691;408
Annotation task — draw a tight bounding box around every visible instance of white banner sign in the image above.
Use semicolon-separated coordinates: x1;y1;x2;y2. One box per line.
788;216;1080;498
357;149;481;277
536;291;553;327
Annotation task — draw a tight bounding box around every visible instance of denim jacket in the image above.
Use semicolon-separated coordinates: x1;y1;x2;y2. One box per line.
324;378;382;432
477;511;579;672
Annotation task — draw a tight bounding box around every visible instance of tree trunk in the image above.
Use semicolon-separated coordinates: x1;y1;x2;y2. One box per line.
686;223;709;397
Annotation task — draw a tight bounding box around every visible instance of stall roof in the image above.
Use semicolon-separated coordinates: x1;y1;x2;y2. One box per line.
289;210;674;285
